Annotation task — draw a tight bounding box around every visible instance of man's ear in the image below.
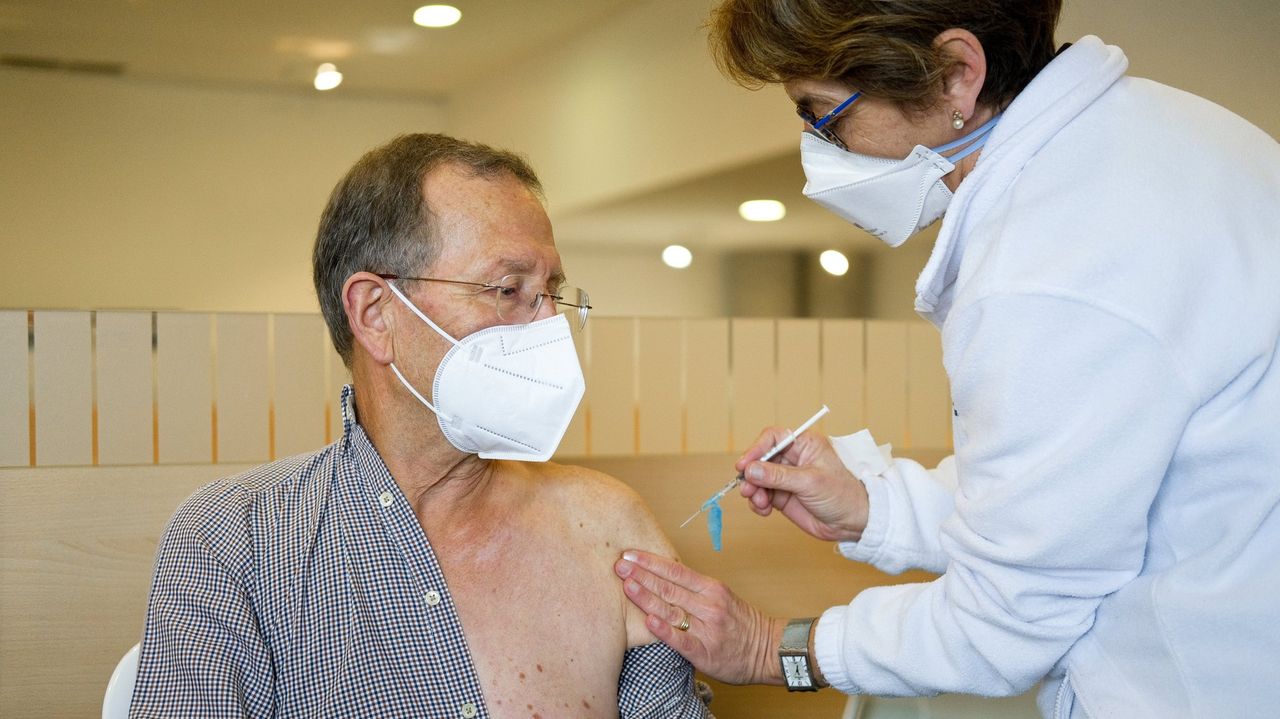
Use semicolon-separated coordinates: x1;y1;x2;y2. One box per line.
343;272;396;366
934;28;988;122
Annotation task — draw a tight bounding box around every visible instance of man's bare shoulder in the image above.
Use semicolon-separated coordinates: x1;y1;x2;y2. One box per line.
520;461;675;647
526;461;676;558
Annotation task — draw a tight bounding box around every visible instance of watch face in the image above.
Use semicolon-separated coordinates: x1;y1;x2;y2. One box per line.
782;655;812;686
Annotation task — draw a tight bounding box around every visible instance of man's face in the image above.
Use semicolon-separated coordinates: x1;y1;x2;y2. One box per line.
392;162;563;367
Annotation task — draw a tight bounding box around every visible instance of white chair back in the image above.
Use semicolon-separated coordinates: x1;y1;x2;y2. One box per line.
102;643;140;719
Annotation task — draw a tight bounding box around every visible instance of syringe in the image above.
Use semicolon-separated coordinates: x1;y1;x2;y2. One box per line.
679;405;830;528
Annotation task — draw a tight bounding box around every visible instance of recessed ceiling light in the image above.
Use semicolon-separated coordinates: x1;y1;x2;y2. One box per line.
662;245;693;269
819;249;850;276
413;5;462;28
314;63;343;91
738;199;786;222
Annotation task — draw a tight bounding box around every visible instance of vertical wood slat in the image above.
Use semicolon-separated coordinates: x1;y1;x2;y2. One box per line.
0;311;29;467
272;314;327;458
636;319;683;455
556;325;589;456
864;320;908;448
821;320;866;437
95;312;153;465
683;319;730;453
33;311;93;466
156;313;212;464
730;319;776;450
215;314;270;463
776;320;822;435
587;318;636;455
907;322;952;449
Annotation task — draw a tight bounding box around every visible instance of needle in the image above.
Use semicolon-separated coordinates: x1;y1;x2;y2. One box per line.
679;405;830;528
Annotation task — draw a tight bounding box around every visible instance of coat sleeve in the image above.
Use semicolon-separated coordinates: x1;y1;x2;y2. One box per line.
814;292;1198;696
831;426;958;575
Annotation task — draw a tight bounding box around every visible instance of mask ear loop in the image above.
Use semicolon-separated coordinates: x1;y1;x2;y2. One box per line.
933;115;1000;161
384;279;457;421
384;280;460;346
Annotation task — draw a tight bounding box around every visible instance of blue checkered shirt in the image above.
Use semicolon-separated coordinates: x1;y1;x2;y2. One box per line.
131;386;710;718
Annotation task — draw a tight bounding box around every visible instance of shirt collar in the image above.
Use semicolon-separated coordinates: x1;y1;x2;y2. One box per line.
338;384;401;500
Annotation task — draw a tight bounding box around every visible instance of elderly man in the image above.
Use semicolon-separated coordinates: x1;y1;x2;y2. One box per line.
130;134;710;718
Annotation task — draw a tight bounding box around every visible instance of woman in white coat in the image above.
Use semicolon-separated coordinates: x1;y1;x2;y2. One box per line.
614;1;1280;716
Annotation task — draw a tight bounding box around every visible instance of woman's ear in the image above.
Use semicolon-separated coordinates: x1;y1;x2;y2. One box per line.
343;272;396;366
934;28;988;122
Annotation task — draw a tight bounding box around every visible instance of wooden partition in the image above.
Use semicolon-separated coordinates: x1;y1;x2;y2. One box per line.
0;309;952;469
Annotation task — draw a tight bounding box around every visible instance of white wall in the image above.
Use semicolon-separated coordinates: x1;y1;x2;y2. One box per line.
449;0;797;215
0;69;447;313
558;244;727;317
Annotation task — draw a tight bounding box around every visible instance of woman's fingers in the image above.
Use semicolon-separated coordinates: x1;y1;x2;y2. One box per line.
616;549;784;685
616;553;707;618
734;426;795;471
740;481;775;514
618;550;712;593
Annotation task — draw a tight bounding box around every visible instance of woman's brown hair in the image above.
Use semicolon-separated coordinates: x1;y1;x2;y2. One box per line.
709;0;1062;113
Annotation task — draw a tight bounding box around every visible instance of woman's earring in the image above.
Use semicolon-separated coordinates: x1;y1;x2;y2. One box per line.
952;109;965;130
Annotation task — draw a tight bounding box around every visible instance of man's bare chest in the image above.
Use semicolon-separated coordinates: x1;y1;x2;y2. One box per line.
437;539;627;718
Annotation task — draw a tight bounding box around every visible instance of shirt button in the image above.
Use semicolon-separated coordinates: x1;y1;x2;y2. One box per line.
378;491;394;507
425;590;441;606
460;702;477;718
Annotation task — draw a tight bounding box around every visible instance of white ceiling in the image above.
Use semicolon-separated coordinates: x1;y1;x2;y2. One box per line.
4;0;1276;254
0;0;633;98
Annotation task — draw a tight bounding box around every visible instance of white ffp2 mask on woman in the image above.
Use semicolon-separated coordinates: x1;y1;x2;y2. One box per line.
800;116;998;248
385;281;585;462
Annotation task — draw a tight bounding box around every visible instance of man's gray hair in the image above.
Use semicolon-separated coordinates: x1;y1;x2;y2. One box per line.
312;133;543;365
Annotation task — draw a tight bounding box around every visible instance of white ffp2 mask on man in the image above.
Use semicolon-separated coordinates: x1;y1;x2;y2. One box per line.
800;115;999;248
385;281;585;462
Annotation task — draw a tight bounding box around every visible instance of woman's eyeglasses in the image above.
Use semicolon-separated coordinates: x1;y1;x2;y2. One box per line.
796;90;862;151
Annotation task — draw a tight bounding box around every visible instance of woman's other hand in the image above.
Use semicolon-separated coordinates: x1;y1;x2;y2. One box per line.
614;550;785;686
735;427;870;542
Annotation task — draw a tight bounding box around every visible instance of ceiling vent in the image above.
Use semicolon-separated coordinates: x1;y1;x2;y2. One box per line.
0;55;126;76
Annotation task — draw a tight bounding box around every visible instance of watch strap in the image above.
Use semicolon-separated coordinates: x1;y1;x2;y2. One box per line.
779;617;820;692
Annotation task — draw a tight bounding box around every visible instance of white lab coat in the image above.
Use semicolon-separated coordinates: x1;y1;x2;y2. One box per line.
814;36;1280;718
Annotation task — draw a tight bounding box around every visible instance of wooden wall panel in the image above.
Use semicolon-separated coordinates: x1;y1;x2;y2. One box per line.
907;323;952;449
729;319;775;450
32;311;92;466
864;320;908;448
156;313;212;464
587;318;636;455
776;319;822;435
0;311;29;467
95;312;153;465
215;315;270;464
636;319;683;455
0;464;256;718
683;320;730;454
272;315;327;458
6;308;955;465
820;319;865;437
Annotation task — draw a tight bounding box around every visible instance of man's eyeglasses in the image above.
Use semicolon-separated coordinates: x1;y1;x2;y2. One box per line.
377;273;592;330
796;90;862;151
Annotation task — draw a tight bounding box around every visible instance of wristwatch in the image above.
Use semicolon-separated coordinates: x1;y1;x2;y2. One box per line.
778;617;822;692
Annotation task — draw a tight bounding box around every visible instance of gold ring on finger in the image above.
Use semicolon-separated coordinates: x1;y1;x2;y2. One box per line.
674;610;691;632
